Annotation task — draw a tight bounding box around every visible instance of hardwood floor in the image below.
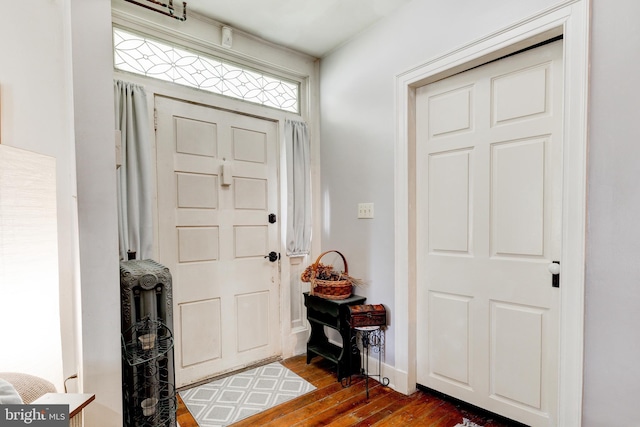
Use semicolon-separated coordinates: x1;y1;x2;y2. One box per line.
176;355;519;427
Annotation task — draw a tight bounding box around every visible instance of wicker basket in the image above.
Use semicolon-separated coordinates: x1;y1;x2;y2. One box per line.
305;250;352;300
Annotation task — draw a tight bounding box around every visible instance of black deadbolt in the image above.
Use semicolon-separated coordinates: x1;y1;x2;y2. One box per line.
551;260;560;288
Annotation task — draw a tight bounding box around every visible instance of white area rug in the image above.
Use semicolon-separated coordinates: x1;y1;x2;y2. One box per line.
179;362;315;427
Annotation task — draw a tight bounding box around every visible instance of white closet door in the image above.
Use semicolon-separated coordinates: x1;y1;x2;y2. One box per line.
416;41;563;427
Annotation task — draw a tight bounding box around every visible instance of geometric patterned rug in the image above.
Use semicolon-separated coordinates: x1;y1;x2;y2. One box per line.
178;362;316;427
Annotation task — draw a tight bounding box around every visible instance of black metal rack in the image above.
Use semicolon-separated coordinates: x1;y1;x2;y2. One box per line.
122;319;174;366
120;260;176;427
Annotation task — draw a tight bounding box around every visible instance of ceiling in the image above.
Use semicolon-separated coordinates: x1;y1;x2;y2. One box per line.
184;0;413;58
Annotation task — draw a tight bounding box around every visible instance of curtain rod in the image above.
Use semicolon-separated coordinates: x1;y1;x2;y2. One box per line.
125;0;187;21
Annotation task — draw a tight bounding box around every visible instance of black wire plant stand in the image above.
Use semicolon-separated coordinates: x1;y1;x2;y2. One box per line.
344;325;390;399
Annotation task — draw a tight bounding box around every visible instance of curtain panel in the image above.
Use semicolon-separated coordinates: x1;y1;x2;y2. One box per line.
114;80;153;260
285;119;312;255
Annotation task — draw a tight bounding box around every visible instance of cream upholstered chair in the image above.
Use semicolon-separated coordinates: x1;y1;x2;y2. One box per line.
0;372;94;427
0;372;57;404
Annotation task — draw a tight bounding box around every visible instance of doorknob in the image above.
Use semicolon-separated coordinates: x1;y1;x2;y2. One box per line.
264;251;279;262
548;261;560;288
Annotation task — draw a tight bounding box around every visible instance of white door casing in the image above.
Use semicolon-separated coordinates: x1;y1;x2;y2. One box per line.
416;41;562;426
394;3;589;426
155;96;281;387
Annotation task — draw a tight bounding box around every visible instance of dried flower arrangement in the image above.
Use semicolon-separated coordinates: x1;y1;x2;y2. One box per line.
301;251;364;300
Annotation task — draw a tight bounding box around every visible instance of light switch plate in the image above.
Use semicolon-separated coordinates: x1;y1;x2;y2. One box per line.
358;203;374;219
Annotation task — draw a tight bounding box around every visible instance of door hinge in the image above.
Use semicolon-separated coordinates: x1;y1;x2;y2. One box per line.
154;108;158;131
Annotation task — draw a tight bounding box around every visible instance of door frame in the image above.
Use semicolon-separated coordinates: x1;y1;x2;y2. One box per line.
393;1;589;426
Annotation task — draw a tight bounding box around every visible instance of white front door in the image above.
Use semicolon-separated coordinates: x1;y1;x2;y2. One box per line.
155;96;281;387
416;41;563;426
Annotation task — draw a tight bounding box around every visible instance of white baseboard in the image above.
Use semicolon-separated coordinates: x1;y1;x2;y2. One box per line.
362;354;412;395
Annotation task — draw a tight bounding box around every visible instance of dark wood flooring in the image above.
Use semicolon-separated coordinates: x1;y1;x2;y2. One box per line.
176;354;519;427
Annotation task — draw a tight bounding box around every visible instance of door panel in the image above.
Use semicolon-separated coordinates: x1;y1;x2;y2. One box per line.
429;292;471;386
175;117;217;156
233;128;267;163
429;85;473;137
428;149;472;253
176;173;218;209
156;96;280;387
177;227;219;262
234;226;268;257
180;299;222;367
416;41;563;426
491;302;544;409
236;292;270;352
491;138;546;257
492;64;549;124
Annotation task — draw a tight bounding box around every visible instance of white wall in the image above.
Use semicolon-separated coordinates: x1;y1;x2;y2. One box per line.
319;0;559;367
1;1;122;424
584;1;640;425
69;0;123;424
321;0;640;425
0;0;77;392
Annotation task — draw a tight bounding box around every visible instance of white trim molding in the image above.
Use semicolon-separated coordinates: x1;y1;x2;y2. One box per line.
393;1;589;426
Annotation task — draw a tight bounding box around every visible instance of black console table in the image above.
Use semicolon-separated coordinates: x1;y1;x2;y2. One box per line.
303;292;366;381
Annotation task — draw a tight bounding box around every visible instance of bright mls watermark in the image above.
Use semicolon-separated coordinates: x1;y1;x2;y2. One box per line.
0;405;68;426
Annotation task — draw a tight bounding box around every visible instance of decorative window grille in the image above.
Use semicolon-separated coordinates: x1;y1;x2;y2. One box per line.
113;28;300;113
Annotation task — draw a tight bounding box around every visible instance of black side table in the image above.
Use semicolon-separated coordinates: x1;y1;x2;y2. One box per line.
303;292;366;381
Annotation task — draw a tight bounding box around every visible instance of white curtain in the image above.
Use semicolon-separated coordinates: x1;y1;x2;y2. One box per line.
285;119;312;255
114;80;153;260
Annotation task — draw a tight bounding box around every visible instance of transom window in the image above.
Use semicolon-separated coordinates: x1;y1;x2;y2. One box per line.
113;28;300;113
